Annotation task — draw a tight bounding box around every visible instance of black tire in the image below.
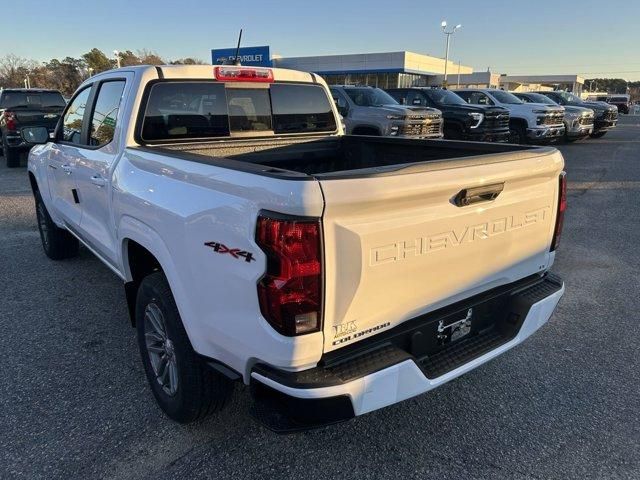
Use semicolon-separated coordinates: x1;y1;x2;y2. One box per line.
4;141;21;168
34;191;79;260
443;124;464;140
136;272;233;423
352;127;380;136
508;123;527;144
590;131;607;138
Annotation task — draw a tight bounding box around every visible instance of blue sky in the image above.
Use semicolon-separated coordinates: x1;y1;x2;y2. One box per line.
6;0;640;80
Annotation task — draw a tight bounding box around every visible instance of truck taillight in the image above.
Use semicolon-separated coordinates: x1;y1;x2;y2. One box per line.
214;66;274;83
551;171;567;251
5;111;16;131
256;213;322;336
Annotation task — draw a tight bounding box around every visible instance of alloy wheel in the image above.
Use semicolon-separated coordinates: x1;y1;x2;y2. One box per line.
144;303;179;396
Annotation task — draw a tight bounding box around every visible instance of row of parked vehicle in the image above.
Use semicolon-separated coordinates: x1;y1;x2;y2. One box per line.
0;82;621;169
329;85;619;146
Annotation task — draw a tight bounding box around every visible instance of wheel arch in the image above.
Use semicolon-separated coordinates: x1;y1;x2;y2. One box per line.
28;171;39;194
119;218;181;327
351;125;382;136
509;117;528;129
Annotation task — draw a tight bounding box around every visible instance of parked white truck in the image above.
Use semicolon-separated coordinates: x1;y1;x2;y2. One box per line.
24;65;566;431
454;88;565;145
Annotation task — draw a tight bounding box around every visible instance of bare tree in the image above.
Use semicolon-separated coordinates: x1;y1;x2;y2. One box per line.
0;54;37;87
119;50;141;67
137;49;165;65
170;57;206;65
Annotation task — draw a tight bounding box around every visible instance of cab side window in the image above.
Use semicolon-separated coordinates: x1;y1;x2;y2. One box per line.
61;87;91;145
89;81;126;147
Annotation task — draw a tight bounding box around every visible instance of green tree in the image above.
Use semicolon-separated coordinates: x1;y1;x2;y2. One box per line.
82;48;113;73
44;57;84;95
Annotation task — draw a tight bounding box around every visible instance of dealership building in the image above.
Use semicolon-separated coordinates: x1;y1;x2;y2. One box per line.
211;46;584;93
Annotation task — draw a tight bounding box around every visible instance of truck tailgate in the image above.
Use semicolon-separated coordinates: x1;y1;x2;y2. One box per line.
319;149;564;353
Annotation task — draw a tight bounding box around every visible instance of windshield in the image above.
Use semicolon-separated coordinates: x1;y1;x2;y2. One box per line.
342;88;398;107
557;92;582;103
521;93;557;105
490;90;523;104
0;91;66;109
424;89;467;106
610;96;629;103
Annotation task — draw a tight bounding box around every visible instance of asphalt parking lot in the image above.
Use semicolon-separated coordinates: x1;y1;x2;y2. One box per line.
1;118;639;480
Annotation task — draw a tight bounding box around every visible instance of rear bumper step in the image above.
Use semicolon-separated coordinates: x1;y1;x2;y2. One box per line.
250;272;564;432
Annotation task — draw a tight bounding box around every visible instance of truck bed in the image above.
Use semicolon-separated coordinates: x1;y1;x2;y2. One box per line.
141;135;545;179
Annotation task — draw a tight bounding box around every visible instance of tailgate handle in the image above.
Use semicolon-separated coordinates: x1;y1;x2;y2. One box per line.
454;183;504;207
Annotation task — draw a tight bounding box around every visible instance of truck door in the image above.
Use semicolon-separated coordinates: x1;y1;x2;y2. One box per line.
74;77;129;265
47;86;93;227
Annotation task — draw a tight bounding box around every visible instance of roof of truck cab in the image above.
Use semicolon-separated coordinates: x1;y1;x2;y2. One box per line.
0;88;62;93
86;64;322;85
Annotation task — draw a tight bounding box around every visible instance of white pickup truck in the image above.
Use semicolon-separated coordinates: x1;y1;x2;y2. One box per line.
24;65;566;431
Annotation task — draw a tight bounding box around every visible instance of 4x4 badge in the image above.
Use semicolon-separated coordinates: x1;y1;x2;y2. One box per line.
204;241;256;263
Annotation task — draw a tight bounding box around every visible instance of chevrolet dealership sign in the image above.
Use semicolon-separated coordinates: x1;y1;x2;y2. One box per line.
211;46;271;67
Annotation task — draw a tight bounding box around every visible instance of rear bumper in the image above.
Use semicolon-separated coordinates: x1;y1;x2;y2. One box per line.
251;273;564;431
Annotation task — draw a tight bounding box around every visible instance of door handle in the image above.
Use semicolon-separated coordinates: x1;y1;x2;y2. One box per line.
453;183;504;207
61;164;73;175
90;175;106;187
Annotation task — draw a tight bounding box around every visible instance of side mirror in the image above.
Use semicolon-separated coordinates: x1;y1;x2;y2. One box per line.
21;126;50;145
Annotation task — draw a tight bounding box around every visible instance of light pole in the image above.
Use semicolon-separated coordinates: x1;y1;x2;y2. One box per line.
113;50;121;69
441;21;461;87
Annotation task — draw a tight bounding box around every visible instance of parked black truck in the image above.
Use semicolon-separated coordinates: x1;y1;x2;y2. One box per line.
607;95;630;115
386;87;510;142
0;88;66;167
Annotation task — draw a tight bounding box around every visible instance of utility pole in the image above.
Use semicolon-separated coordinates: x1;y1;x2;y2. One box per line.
457;61;461;88
441;21;461;87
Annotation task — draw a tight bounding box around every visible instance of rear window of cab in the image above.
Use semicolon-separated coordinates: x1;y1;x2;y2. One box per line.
140;82;337;142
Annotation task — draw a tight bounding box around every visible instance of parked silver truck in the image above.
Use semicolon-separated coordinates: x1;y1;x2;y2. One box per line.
514;92;594;142
330;85;443;138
